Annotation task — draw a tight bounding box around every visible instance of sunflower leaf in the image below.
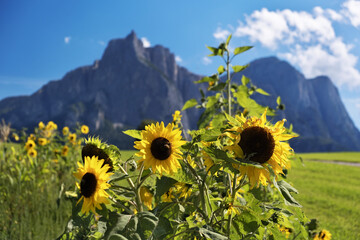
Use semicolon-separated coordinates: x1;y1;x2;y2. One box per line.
182;99;198;111
274;180;301;207
123;130;141;139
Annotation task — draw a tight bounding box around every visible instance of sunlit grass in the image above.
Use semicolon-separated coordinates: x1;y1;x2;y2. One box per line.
288;159;360;240
297;152;360;163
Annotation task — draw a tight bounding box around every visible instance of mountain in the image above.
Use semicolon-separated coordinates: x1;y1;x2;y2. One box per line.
0;32;359;152
236;57;360;152
0;31;202;148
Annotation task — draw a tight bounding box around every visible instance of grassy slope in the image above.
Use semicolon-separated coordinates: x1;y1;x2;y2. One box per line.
297;152;360;163
287;159;360;240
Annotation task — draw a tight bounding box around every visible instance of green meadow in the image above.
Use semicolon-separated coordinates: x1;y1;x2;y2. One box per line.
297;152;360;163
288;153;360;240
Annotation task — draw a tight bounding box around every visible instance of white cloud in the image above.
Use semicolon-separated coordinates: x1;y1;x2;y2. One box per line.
219;6;360;87
234;8;336;49
98;40;106;46
213;27;231;41
64;36;71;44
280;39;360;87
342;0;360;27
141;37;151;48
175;56;182;63
202;56;212;65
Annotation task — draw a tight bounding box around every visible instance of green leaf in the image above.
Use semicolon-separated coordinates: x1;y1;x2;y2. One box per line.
232;64;249;73
123;130;141;139
195;76;215;84
182;99;198;111
206;45;224;56
255;88;270;96
199;228;228;240
109;234;128;240
234;46;253;56
197;107;216;129
241;75;250;86
217;65;225;75
206;46;218;56
276;96;281;105
154;176;177;201
208;82;226;91
200;128;222;142
225;34;232;47
274;180;301;207
153;217;172;239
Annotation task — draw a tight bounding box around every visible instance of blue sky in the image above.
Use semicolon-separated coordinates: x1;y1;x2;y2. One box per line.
1;0;360;128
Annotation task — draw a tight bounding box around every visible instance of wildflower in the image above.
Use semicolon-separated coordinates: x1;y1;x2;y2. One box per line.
28;148;37;158
134;122;186;175
314;229;331;240
140;186;153;210
73;156;113;215
81;125;89;134
61;146;69;156
38;138;48;146
38;121;45;130
25;139;36;150
225;109;296;188
62;126;69;135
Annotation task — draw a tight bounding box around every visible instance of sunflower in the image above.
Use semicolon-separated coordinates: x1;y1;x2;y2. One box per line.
38;121;45;130
73;156;113;215
225;109;296;188
25;139;36;150
82;137;115;172
174;182;192;199
62;126;69;135
314;229;331;240
81;125;89;134
61;145;69;156
172;110;182;126
38;138;48;146
46;121;58;130
140;186;153;210
28;148;37;158
134;122;186;175
68;133;77;143
279;226;292;238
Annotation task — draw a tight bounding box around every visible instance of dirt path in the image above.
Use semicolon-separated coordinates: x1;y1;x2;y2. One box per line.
307;159;360;167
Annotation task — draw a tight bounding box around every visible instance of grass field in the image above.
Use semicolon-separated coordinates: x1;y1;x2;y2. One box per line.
297;152;360;163
288;156;360;240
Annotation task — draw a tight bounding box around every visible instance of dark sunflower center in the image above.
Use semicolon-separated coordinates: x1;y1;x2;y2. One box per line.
238;126;275;164
80;172;97;198
82;144;114;172
151;137;172;160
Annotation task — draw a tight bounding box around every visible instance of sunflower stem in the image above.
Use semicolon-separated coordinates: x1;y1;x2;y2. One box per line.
226;172;238;236
135;162;145;212
226;49;232;116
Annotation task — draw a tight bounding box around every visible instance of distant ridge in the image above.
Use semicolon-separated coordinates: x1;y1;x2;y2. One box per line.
0;32;359;152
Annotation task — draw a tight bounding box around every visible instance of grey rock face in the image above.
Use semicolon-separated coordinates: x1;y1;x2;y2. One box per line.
0;31;201;137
